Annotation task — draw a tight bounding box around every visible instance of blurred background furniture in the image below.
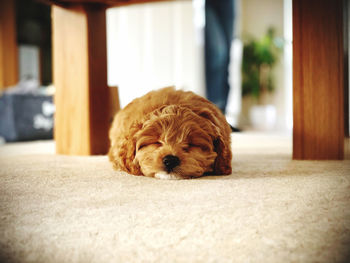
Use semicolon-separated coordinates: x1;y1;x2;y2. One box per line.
51;0;346;159
0;0;18;90
0;0;347;159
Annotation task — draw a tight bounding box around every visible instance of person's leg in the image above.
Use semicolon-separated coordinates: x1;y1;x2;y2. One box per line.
205;0;235;113
205;5;228;112
215;0;235;113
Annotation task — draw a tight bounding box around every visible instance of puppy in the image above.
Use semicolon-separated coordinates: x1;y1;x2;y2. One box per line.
108;87;232;179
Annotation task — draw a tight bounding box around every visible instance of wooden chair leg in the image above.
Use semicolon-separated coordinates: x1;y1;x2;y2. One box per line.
52;5;111;155
0;0;18;90
293;0;345;160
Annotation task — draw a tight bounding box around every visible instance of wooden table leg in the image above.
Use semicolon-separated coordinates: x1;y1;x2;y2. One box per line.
0;0;18;90
52;4;110;155
293;0;345;160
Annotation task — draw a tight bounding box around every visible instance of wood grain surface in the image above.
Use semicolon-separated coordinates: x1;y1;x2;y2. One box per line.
293;0;345;159
0;0;18;90
53;5;110;155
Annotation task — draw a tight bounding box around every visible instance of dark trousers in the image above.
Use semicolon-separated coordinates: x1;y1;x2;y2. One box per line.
205;0;235;113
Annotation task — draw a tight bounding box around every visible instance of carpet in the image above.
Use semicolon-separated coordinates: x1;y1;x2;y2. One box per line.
0;133;349;263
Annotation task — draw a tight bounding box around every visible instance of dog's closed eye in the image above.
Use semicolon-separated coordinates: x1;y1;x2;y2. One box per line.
183;143;210;152
138;141;162;150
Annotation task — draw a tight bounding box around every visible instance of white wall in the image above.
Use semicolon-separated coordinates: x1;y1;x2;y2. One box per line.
283;0;293;131
106;0;204;108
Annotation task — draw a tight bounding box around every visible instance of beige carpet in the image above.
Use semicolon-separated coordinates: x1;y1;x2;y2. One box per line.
0;133;350;263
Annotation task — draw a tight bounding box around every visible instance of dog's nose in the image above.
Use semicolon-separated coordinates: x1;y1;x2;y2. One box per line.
163;155;180;171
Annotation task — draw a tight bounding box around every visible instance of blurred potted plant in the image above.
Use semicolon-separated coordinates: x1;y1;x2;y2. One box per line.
242;27;283;130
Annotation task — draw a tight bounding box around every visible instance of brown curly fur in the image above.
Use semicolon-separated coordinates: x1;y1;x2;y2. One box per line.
108;87;232;179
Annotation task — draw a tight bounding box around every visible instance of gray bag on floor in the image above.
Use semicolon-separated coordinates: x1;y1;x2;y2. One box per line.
0;93;54;142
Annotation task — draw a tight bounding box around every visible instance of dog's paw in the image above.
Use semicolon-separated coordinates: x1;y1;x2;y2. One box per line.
154;172;182;180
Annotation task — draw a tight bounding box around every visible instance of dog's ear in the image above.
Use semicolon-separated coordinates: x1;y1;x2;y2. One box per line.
196;108;232;175
108;122;142;175
213;134;232;175
191;107;232;175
